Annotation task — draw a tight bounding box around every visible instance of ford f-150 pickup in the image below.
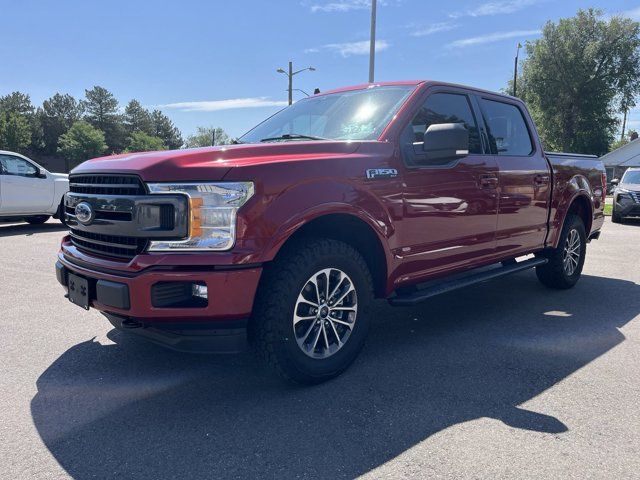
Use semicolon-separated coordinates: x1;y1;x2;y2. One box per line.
55;80;606;384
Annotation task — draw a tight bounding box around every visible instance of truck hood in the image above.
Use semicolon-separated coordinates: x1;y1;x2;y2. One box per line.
71;141;362;182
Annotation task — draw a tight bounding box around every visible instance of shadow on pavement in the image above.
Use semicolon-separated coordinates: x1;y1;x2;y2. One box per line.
31;273;640;479
0;221;67;237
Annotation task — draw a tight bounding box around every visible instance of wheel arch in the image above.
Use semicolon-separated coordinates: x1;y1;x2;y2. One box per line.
268;211;391;298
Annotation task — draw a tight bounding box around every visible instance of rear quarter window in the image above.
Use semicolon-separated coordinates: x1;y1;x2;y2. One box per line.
481;99;533;156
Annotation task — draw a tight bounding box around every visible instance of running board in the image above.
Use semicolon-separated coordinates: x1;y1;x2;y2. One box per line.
388;257;548;306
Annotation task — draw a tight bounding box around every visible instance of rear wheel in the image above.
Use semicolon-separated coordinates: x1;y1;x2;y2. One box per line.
250;238;373;384
25;215;50;225
536;214;586;289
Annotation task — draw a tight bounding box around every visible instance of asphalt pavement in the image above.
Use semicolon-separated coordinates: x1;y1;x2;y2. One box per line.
1;218;639;479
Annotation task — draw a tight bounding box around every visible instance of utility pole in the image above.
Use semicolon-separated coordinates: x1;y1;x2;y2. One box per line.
621;108;628;142
287;62;293;106
368;0;377;83
513;42;522;97
277;63;316;106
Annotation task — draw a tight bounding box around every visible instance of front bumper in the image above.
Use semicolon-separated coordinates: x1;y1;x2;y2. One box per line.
615;194;640;217
56;253;263;352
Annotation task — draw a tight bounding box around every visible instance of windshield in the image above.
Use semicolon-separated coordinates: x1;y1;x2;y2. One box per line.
239;85;415;143
622;170;640;184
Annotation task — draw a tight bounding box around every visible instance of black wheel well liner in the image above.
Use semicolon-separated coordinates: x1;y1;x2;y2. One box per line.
275;213;388;298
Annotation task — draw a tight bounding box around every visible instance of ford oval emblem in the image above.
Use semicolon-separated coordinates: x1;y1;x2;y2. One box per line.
75;202;94;225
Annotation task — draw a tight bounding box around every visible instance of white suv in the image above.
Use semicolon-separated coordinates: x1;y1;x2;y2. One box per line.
0;150;69;225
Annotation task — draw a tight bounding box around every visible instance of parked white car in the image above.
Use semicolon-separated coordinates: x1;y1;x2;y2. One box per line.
0;150;69;225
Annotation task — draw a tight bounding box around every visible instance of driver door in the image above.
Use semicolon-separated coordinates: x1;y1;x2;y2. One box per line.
0;154;53;214
396;89;499;283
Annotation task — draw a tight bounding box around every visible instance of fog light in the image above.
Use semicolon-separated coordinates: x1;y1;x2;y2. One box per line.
192;283;208;300
151;281;208;308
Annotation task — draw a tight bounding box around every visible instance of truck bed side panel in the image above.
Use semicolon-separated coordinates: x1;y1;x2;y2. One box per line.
545;153;605;248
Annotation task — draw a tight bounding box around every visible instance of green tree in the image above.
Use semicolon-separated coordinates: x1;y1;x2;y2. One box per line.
510;9;640;155
0;92;36;154
58;121;107;167
38;93;83;155
0;92;34;116
82;86;125;152
150;110;183;149
123;99;153;135
126;131;166;152
184;126;231;148
0;112;32;153
610;129;639;151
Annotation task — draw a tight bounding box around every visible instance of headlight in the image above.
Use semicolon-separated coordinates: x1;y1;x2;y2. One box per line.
146;182;254;251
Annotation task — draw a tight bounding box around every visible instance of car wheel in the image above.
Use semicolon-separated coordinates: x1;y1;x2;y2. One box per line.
536;214;586;290
250;238;373;384
57;201;68;226
25;215;51;225
611;207;623;224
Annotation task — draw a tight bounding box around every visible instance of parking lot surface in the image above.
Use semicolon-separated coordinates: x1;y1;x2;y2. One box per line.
1;219;639;479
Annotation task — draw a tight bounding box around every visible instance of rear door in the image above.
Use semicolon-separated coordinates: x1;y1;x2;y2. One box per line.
396;88;499;282
0;154;53;214
476;96;551;256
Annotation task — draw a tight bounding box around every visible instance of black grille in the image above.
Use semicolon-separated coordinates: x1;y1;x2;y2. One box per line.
70;229;147;259
69;174;146;196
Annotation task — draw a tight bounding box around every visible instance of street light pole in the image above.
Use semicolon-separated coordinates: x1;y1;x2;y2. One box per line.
288;61;293;106
277;63;316;106
513;42;522;97
369;0;377;83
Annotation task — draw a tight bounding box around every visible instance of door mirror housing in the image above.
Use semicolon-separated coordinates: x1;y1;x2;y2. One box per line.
35;167;47;179
611;178;619;186
420;123;469;164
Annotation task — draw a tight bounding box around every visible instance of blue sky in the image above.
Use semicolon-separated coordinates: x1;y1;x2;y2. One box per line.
1;0;639;139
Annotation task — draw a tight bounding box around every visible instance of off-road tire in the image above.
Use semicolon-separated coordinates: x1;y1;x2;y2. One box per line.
536;214;586;290
250;238;374;384
25;215;50;225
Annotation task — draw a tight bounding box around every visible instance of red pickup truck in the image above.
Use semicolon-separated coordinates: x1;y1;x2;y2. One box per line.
56;80;606;383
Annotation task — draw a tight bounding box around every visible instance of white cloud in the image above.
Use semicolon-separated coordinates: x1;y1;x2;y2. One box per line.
309;0;370;13
307;0;399;13
447;29;541;48
306;39;389;56
159;97;288;112
410;22;459;37
451;0;544;18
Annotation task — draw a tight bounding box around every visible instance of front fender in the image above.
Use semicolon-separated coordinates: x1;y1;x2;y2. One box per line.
260;178;395;262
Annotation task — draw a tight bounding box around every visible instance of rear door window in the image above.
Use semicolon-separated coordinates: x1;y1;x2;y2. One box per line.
480;99;533;156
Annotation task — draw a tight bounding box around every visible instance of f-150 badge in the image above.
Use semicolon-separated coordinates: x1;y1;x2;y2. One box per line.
366;168;398;179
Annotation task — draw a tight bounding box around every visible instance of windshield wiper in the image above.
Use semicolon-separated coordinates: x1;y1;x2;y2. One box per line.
259;133;330;142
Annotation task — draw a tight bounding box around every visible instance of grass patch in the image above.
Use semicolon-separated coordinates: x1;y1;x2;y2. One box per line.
604;204;613;216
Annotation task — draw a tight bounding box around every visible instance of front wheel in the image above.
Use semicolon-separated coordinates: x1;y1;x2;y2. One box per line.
250;238;373;384
25;215;50;225
611;206;623;224
536;214;586;289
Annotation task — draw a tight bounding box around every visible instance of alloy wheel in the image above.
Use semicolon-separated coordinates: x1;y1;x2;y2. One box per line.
563;228;581;276
293;268;358;359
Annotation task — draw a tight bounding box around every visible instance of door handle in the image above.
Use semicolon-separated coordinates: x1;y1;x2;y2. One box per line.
534;174;550;186
479;174;498;189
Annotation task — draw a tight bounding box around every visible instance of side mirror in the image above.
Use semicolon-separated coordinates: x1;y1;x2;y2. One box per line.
35;168;47;179
611;178;619;186
420;123;469;164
